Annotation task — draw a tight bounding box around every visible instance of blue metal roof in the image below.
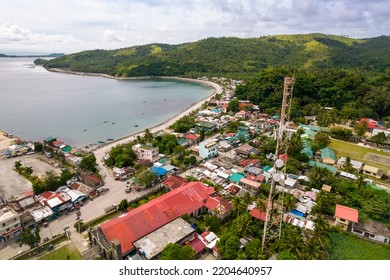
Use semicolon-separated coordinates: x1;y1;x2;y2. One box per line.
150;166;168;177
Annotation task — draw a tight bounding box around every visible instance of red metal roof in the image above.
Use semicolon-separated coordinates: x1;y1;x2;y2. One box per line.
335;204;358;223
100;182;214;255
250;209;266;221
238;159;260;168
200;231;210;239
84;174;102;184
279;154;288;161
163;175;187;190
188;233;206;254
358;118;380;129
185;134;199;141
69;182;81;190
204;196;232;214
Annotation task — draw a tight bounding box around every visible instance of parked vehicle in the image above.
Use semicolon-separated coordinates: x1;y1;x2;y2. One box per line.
97;186;109;194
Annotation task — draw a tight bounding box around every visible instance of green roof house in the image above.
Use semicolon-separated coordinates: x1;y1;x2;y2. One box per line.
229;173;245;184
320;147;336;165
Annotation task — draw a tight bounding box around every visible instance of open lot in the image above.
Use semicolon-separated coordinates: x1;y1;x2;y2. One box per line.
330;231;390;260
329;139;390;173
364;153;390;166
0;154;61;199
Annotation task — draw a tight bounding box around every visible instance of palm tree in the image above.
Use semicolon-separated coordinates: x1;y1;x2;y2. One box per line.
345;157;354;173
312;214;331;247
232;196;247;217
356;175;366;188
144;128;153;142
243;191;255;205
283;193;296;212
14;160;22;171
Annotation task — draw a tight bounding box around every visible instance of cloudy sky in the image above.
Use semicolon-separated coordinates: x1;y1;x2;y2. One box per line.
0;0;388;54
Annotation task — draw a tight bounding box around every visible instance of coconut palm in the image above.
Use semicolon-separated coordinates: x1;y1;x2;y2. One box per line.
232;196;247;217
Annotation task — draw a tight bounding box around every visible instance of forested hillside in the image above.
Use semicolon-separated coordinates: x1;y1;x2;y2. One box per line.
235;67;390;119
43;34;390;79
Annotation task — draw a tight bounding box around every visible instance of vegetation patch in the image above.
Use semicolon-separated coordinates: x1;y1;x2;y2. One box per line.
39;243;83;260
150;45;163;55
330;231;390;260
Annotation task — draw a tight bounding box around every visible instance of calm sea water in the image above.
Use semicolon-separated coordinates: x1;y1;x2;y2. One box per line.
0;58;213;147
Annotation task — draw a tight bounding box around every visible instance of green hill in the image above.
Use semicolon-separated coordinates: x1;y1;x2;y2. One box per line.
44;34;390;78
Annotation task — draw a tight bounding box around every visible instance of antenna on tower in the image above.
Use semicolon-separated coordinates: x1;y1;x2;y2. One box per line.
261;75;295;255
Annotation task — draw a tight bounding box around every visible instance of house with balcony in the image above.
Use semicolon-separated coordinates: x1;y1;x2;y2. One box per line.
132;143;159;162
0;207;21;243
199;139;219;159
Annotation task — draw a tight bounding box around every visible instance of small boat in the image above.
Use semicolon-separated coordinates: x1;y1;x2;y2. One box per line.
142;113;145;115
103;121;108;123
82;129;87;132
112;122;116;125
143;101;146;103
134;125;139;127
98;140;105;144
107;138;114;141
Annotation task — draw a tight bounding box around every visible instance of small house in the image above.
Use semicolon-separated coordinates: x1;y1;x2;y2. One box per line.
334;204;358;231
320;147;336;165
362;165;384;179
351;220;390;244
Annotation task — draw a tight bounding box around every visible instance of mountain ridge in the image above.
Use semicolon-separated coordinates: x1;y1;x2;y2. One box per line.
43;34;390;79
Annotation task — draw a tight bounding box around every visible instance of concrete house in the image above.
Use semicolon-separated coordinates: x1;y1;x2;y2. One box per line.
351;220;390;244
199;139;219;159
337;157;364;172
362;165;384;179
334;204;358;231
0;207;21;243
132;144;159;162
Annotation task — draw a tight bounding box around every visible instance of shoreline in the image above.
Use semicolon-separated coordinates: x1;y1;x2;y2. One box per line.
46;68;223;156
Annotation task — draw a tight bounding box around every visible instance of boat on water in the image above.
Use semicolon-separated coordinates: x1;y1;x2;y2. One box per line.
107;138;114;141
98;141;105;144
82;129;87;132
134;125;139;127
112;122;116;125
103;121;108;123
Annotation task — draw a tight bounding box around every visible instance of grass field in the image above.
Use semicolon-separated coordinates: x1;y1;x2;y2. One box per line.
328;139;390;173
330;231;390;260
39;243;83;260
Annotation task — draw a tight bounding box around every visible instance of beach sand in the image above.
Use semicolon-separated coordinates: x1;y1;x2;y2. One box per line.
92;76;223;161
0;130;16;151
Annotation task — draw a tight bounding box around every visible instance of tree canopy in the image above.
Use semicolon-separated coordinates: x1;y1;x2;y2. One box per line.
159;243;196;260
44;35;390;79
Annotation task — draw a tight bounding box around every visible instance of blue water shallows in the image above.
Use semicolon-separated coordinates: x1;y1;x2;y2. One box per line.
0;58;213;147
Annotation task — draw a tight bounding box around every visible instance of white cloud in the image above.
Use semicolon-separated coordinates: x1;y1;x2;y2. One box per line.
0;0;388;54
102;29;125;43
153;25;171;34
0;22;88;53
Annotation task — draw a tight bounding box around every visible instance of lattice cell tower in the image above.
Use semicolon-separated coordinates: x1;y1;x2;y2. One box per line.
261;76;295;254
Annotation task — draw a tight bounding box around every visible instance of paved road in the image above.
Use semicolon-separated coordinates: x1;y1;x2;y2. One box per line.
0;152;156;259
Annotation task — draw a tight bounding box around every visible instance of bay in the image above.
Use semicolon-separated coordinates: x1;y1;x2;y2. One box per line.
0;58;213;147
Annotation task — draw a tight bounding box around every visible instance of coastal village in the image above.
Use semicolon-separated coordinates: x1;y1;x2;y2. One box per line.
1;76;390;260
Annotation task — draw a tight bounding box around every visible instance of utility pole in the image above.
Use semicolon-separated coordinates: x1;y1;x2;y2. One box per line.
261;76;295;255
